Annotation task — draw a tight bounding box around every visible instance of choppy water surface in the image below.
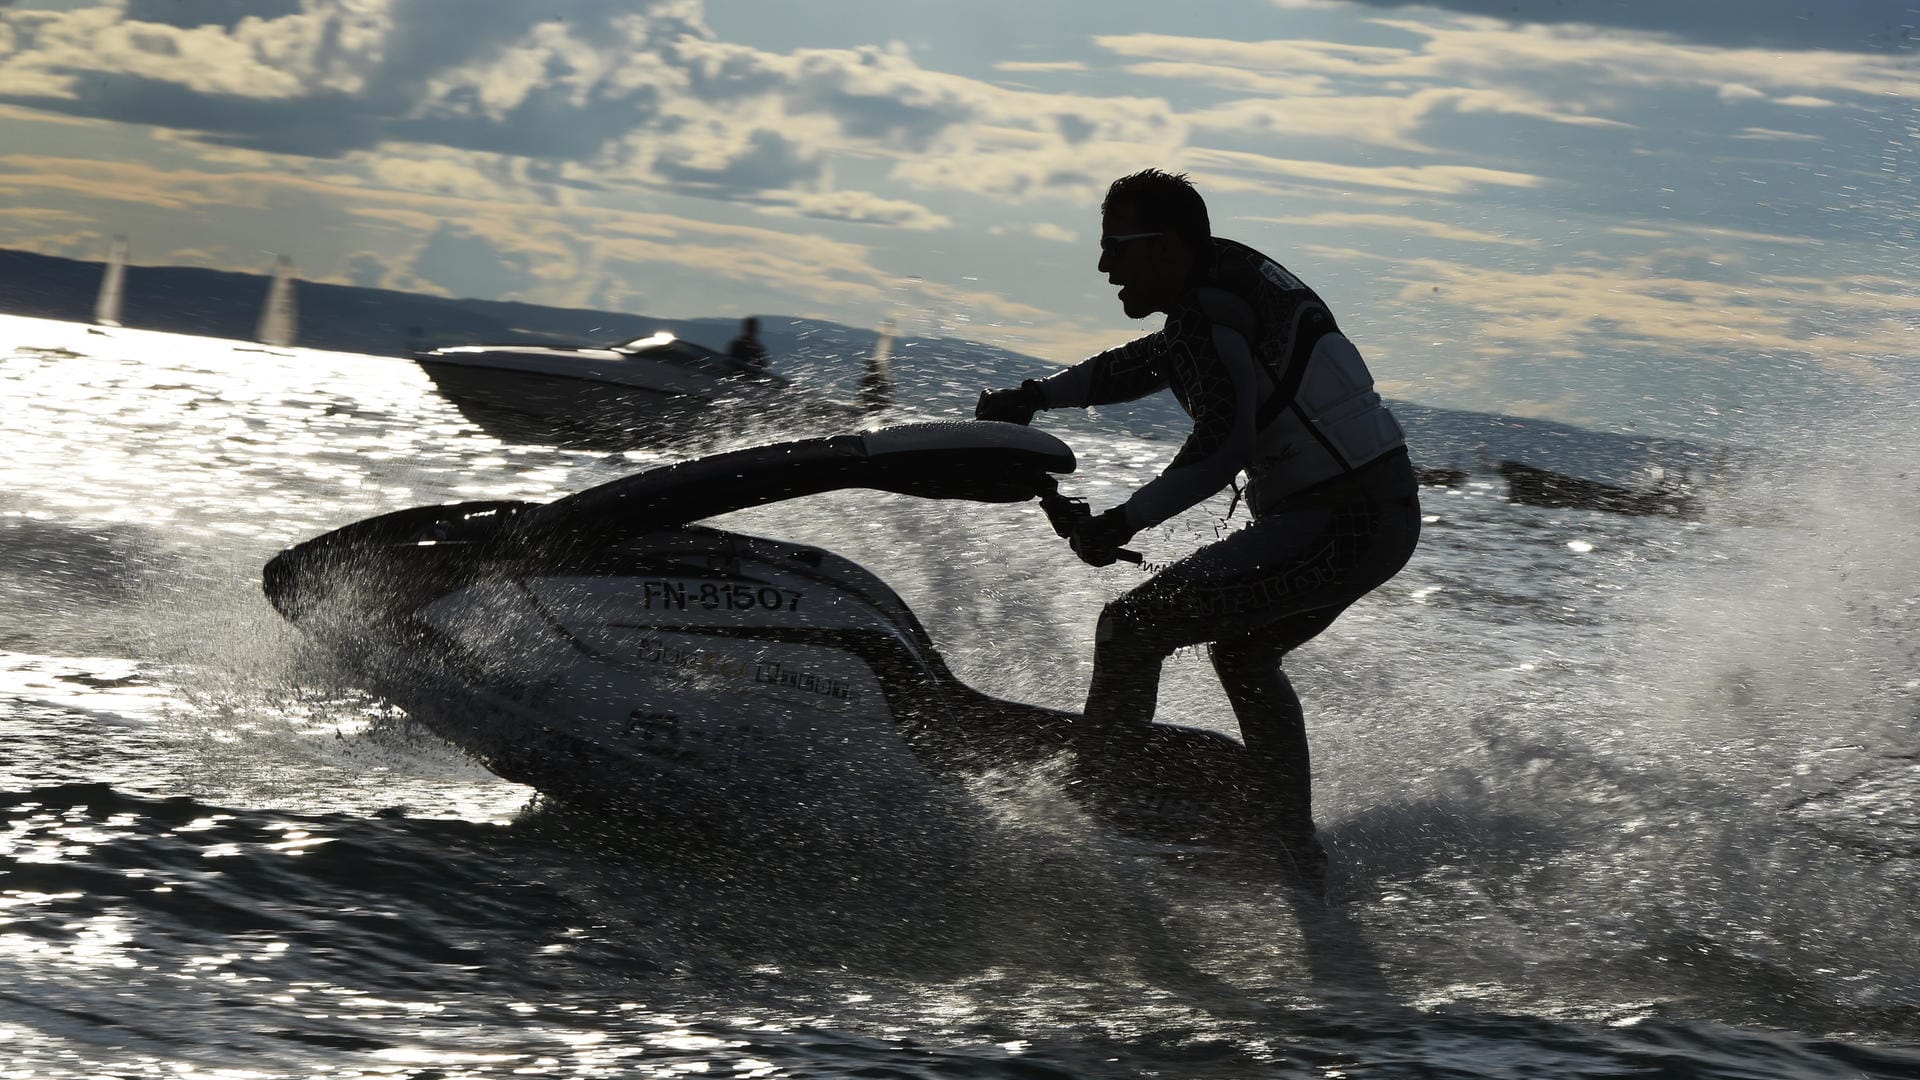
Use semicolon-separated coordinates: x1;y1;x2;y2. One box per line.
3;314;1917;1078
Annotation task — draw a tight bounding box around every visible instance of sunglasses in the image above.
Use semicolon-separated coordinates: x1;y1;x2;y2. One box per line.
1099;231;1163;254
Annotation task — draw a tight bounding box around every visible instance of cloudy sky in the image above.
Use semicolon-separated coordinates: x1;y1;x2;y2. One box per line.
1;0;1913;435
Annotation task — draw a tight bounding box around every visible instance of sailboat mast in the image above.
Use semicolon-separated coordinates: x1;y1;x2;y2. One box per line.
255;255;298;347
93;237;127;328
857;318;896;412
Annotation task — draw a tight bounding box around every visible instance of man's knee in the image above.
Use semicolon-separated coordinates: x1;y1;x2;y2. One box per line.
1094;600;1145;647
1094;602;1176;669
1209;638;1281;680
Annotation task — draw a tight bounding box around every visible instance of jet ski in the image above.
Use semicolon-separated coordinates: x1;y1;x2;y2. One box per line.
263;421;1276;850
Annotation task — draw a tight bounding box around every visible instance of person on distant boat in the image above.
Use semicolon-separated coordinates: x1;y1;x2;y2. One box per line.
727;317;771;373
974;169;1421;883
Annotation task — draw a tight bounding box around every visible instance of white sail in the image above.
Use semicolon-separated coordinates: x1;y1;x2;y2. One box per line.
93;237;127;328
858;317;895;412
255;255;298;348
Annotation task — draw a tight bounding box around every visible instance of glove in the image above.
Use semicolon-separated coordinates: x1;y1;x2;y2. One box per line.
974;380;1046;425
1070;506;1135;567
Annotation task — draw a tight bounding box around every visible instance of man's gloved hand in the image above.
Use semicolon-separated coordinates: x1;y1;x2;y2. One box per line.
1070;506;1135;567
974;380;1046;425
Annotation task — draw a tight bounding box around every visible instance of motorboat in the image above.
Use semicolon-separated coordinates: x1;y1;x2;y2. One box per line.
263;422;1280;853
412;330;857;450
1499;459;1699;518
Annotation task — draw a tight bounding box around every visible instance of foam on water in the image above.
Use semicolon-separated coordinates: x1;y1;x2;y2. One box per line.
5;316;1918;1077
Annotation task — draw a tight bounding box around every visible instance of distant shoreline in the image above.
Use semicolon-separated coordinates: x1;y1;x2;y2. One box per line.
3;245;1739;493
0;244;867;361
3;303;1733;495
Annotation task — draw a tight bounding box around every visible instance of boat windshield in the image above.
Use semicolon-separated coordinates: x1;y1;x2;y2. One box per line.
615;331;677;352
616;331;760;377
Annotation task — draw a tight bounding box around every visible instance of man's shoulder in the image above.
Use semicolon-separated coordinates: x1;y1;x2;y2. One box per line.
1210;237;1306;292
1191;286;1257;337
1211;235;1271;261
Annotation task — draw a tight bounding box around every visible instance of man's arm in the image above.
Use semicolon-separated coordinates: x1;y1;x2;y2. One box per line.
976;330;1169;423
1113;319;1258;532
1031;330;1171;410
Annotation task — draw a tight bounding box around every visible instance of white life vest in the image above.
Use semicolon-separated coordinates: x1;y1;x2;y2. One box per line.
1248;330;1406;507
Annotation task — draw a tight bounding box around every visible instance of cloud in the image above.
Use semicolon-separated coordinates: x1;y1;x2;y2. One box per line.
122;1;303;33
989;222;1078;243
362;152;523;200
2;0;1906;384
1095;16;1897;200
1184;86;1624;153
0;3;1191;219
0;151;1073;340
161;247;228;269
1324;1;1914;54
0;153;234;211
408;220;538;300
0;2;689;152
0;204;92;226
10;75;387;156
1186;146;1546;196
1113;61;1338;98
650;127;824;194
757;190;953;230
1096;32;1417;78
1377;247;1919;366
1104;20;1916;125
656;38;1188;201
13;0;1894;244
1360;16;1916;102
994;60;1086;73
1730;127;1824;143
1607;221;1823;246
1248;211;1539;246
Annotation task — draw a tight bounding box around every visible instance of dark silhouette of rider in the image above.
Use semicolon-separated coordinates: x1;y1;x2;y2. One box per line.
975;169;1421;883
728;317;771;373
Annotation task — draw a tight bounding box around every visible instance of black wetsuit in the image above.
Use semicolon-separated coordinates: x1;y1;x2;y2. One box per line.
1032;237;1421;833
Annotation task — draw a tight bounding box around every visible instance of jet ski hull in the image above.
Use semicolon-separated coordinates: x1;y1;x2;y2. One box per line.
265;423;1284;850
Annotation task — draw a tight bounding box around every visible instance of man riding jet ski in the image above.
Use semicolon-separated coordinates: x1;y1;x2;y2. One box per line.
978;169;1420;884
263;421;1292;865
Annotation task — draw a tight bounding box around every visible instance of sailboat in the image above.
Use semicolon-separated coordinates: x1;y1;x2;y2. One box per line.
252;254;298;350
88;236;128;333
857;317;896;413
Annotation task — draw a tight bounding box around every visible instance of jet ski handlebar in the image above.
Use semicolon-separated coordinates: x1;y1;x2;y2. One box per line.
1036;486;1143;565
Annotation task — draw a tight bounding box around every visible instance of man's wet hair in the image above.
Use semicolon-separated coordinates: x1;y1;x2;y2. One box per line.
1103;169;1212;257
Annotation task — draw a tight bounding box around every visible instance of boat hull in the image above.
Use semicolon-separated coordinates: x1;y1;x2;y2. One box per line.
418;357;855;450
419;360;706;447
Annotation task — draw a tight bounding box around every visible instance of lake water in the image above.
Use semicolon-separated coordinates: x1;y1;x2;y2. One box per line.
3;313;1917;1078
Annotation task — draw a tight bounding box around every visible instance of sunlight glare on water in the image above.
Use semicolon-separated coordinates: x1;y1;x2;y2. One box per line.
2;315;1918;1077
0;316;611;541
